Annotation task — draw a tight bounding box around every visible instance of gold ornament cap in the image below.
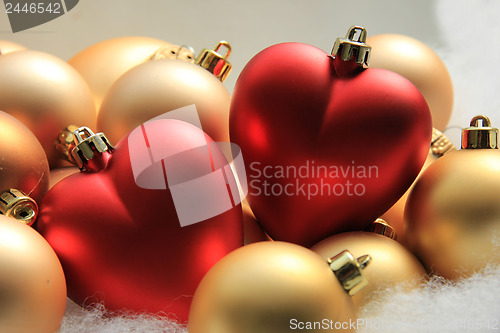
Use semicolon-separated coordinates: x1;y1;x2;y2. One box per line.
152;45;195;63
196;41;232;82
431;128;456;157
332;26;371;69
369;218;397;240
462;115;498;149
328;250;371;296
0;189;38;226
70;126;114;172
55;125;80;164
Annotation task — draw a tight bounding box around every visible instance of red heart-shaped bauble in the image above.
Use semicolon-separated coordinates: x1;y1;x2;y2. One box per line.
230;42;431;247
37;119;243;323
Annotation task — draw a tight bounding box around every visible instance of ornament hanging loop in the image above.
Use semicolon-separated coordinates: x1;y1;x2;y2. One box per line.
470;115;491;127
462;115;498;149
214;41;231;59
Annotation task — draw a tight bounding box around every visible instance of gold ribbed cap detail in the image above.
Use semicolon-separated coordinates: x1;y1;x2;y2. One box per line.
328;250;371;296
331;26;371;68
462;115;498;149
195;41;232;82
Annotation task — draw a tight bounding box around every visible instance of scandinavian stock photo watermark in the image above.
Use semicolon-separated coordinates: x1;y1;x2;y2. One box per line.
248;160;379;200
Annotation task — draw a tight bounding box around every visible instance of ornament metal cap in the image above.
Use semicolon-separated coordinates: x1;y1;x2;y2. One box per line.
331;26;371;69
431;128;456;157
369;218;397;240
70;126;114;172
55;124;80;164
0;189;38;226
461;115;498;149
195;41;232;82
152;45;195;63
328;250;371;296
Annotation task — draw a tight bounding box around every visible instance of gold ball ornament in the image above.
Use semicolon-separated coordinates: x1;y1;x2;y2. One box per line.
97;43;232;144
406;116;500;280
68;36;195;113
381;129;456;244
311;226;427;309
0;40;26;54
367;34;453;131
189;241;370;333
0;215;67;333
0;111;49;207
0;50;96;168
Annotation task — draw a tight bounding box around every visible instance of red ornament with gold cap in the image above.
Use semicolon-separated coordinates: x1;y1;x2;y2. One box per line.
230;26;432;247
36;120;244;323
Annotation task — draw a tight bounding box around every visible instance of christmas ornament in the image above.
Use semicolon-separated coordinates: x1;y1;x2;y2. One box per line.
97;42;232;145
0;40;25;54
68;36;195;113
312;221;427;309
367;34;454;131
0;111;49;224
188;241;371;333
381;128;456;244
0;50;96;168
242;201;271;245
406;115;500;280
0;215;66;333
230;26;432;247
37;119;243;323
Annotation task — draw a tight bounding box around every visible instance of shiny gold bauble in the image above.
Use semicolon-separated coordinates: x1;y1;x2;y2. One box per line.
98;59;231;144
0;215;67;333
0;50;96;168
189;241;358;333
312;232;426;309
367;34;453;131
406;148;500;280
68;36;195;113
0;111;49;203
0;40;26;54
242;201;271;244
49;167;80;189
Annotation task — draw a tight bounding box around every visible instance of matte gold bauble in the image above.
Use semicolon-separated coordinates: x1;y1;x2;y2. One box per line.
189;241;370;333
0;215;67;333
406;116;500;280
68;36;195;113
381;129;456;244
0;40;26;54
312;231;426;309
0;111;49;204
242;201;271;244
0;50;96;168
49;167;80;189
367;34;453;131
97;59;231;144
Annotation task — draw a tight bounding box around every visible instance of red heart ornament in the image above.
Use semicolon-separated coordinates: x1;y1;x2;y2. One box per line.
37;119;243;323
230;29;431;247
